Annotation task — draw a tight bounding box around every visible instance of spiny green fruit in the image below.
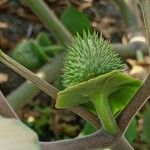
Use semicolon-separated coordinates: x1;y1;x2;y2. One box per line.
11;39;48;70
62;32;125;87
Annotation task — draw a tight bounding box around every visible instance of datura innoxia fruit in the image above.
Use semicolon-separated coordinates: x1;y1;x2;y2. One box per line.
62;32;125;88
56;32;141;135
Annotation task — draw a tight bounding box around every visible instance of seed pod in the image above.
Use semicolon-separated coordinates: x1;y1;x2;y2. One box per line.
62;32;125;88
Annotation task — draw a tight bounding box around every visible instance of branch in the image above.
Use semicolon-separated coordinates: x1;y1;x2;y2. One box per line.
0;50;58;99
7;53;64;109
138;0;150;54
0;92;18;119
124;0;142;27
39;130;119;150
117;66;150;133
110;136;133;150
112;0;138;27
112;41;148;59
23;0;72;45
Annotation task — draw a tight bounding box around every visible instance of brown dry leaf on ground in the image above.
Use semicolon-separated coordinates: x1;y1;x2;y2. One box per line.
0;0;8;6
127;57;150;80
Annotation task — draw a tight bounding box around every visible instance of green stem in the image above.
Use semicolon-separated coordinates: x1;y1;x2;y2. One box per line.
24;0;72;46
90;93;119;135
138;0;150;54
0;49;58;99
110;136;133;150
6;53;64;109
43;45;63;54
113;0;137;27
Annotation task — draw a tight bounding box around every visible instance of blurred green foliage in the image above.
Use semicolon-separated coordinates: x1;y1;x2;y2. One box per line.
125;117;137;144
61;6;92;37
11;32;62;70
143;106;150;144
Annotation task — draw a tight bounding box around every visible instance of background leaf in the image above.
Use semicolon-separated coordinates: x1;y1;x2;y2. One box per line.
78;122;96;137
143;106;150;144
61;6;91;36
125;117;137;144
37;32;52;47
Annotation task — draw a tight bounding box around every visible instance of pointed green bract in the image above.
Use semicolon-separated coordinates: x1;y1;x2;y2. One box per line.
62;32;125;88
61;6;91;37
56;71;141;117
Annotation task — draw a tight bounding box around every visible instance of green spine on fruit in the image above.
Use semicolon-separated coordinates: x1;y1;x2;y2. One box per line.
62;32;125;87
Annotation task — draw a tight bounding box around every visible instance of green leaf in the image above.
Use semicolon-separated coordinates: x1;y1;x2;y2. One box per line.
143;106;150;144
79;122;96;137
0;117;40;150
125;117;137;144
37;32;52;47
56;71;141;117
61;6;91;36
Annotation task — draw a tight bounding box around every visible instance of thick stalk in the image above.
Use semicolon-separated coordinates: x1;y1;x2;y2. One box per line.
0;92;18;119
90;93;119;135
24;0;72;45
110;136;133;150
112;0;137;27
0;50;58;99
138;0;150;54
43;45;63;54
6;53;64;109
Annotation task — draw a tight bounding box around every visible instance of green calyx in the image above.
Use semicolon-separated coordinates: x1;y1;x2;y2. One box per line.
56;70;141;135
62;32;125;88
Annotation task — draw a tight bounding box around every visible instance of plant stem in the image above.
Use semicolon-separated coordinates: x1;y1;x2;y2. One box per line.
138;0;150;55
0;92;18;119
43;45;63;54
112;42;148;59
0;49;58;99
24;0;72;46
112;0;137;27
118;72;150;133
90;93;119;135
110;136;133;150
6;53;64;109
